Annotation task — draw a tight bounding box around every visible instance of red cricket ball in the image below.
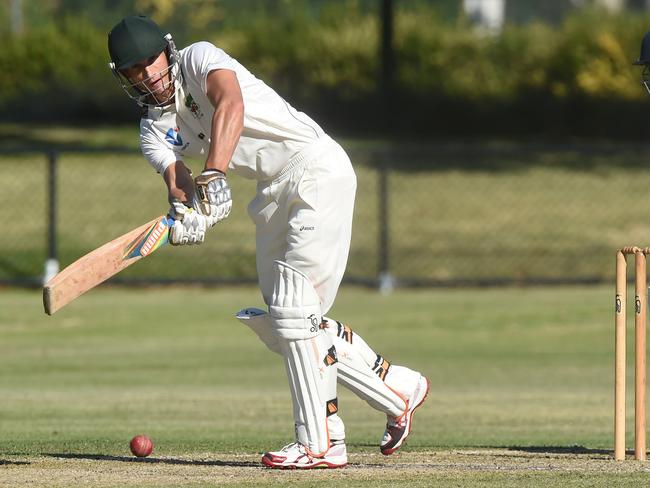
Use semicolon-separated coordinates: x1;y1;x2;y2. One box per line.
129;434;154;458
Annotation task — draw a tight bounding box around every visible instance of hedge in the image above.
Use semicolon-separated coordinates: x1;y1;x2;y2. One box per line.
1;5;650;138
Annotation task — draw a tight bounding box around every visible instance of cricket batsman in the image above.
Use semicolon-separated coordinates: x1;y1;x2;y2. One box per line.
107;15;429;469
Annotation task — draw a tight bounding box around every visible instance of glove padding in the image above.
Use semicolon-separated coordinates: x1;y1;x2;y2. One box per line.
194;169;232;224
167;200;208;246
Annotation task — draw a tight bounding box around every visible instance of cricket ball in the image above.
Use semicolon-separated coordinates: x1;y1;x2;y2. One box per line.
129;434;154;458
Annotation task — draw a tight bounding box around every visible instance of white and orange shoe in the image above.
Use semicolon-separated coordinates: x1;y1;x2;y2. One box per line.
262;441;347;469
380;374;430;455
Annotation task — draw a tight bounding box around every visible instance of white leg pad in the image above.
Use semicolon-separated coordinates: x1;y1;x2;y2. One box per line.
383;365;423;401
280;332;338;456
322;318;408;418
266;261;337;455
269;260;322;340
235;307;346;442
235;306;408;420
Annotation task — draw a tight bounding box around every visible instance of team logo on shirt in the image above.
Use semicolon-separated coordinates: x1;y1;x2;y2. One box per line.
184;94;204;119
165;127;184;146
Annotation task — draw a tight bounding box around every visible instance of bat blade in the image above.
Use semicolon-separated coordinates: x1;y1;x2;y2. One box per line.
43;215;171;315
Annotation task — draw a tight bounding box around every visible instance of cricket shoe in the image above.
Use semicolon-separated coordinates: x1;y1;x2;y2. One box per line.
380;374;430;455
261;441;347;469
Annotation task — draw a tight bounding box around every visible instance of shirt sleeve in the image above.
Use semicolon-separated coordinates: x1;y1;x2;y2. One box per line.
139;120;179;175
182;42;237;95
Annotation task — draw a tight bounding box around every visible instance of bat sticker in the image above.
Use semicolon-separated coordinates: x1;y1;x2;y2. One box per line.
123;217;171;259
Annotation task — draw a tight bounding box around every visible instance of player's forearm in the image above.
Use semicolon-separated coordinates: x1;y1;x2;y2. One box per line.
163;161;195;204
204;100;243;174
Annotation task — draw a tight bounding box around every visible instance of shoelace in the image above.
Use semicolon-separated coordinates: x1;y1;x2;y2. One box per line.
387;398;411;428
387;411;408;429
279;442;306;455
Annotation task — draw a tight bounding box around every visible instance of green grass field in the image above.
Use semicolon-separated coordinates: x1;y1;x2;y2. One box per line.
1;284;649;487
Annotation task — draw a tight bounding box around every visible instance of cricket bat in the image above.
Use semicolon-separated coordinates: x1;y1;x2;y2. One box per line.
43;215;172;315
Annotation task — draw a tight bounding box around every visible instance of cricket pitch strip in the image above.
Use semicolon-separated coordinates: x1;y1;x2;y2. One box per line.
1;448;649;488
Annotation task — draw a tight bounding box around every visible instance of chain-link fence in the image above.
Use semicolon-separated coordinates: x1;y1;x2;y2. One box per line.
4;142;650;288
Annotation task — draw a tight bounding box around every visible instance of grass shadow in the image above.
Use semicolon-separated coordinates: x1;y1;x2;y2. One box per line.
44;453;259;467
0;459;30;465
351;444;613;458
506;445;611;456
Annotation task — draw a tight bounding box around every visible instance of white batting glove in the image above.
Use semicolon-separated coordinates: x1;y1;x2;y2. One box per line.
167;200;208;246
194;169;232;225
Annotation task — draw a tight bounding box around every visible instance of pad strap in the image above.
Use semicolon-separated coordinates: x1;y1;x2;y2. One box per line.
322;317;408;417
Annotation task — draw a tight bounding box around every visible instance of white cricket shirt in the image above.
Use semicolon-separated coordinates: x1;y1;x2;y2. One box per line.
140;41;326;180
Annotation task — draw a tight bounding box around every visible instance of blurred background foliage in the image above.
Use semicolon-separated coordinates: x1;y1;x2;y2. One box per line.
1;0;650;137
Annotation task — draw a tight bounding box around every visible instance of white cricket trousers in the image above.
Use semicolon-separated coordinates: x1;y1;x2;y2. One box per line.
248;136;357;313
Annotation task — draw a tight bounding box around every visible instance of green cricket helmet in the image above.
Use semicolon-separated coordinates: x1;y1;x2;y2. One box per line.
634;31;650;95
108;16;181;107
